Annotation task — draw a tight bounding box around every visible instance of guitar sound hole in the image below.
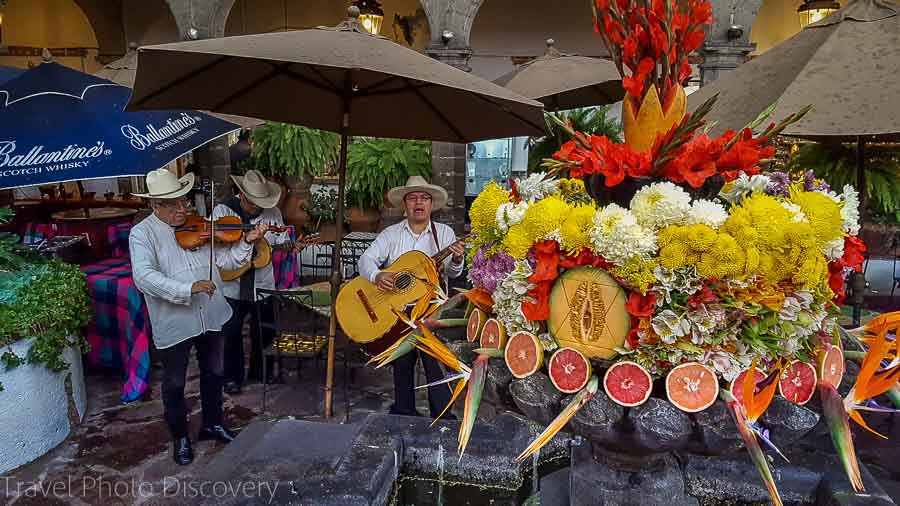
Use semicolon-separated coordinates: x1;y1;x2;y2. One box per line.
394;273;413;291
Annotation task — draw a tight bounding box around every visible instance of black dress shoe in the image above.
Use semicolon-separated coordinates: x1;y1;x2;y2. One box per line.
173;437;193;466
198;425;237;444
224;381;242;395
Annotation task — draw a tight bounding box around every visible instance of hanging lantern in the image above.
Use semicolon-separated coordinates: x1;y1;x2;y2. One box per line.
798;1;841;28
353;0;384;35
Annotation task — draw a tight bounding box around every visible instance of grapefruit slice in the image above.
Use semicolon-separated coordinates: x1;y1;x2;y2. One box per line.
546;267;630;360
779;360;817;405
665;362;718;413
548;347;592;394
603;361;653;407
467;308;486;343
818;344;845;389
505;331;544;379
479;318;507;350
729;368;765;405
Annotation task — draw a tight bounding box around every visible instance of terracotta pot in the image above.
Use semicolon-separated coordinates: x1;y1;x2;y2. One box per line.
318;221;339;242
348;207;381;232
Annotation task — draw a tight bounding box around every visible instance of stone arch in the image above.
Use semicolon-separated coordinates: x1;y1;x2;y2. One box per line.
222;0;429;50
122;0;180;46
466;0;599;80
71;0;126;61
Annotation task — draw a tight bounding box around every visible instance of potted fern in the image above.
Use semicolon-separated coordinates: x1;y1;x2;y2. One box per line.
345;138;432;232
242;122;340;230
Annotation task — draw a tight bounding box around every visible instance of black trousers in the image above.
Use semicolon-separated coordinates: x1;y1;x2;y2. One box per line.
390;349;453;418
222;297;275;385
157;331;225;440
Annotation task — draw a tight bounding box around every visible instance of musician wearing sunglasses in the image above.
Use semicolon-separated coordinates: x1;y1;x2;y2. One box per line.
358;176;465;418
212;170;302;394
129;169;269;466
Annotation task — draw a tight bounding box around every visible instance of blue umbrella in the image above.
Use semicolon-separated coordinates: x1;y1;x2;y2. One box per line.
0;66;24;85
0;62;238;189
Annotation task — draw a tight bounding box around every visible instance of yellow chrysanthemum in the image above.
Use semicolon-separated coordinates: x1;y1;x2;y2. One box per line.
469;181;510;238
698;233;748;280
612;257;658;294
559;204;596;254
503;195;572;259
722;194;791;252
790;190;844;247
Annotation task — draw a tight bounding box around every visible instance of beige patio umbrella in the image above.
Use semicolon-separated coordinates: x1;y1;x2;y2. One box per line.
493;39;624;111
126;7;544;419
689;0;899;142
96;45;264;129
689;0;899;140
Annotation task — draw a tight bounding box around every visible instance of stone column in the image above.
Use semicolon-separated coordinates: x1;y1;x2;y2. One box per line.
165;0;238;198
698;0;763;86
419;0;485;234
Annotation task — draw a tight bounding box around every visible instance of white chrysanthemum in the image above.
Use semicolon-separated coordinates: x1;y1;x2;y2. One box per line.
840;184;861;235
495;201;528;233
515;172;558;202
686;199;728;229
780;201;808;223
719;172;771;203
492;261;541;335
629;181;692;230
823;237;845;261
590;204;657;265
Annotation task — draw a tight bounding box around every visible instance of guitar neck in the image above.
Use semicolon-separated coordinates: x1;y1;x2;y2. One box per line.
431;233;471;265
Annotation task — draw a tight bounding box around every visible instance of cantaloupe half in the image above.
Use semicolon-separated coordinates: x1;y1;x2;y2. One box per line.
546;267;629;360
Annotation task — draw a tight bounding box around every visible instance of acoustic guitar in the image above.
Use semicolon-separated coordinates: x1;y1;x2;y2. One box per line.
219;234;322;282
336;235;468;345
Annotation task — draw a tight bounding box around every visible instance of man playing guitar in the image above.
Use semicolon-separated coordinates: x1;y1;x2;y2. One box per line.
358;176;465;418
213;170;306;394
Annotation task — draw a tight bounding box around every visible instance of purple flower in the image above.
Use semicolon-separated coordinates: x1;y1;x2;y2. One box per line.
468;247;516;292
803;170;830;192
766;172;790;197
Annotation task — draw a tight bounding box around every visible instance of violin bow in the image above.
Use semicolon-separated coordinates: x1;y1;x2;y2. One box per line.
207;178;216;286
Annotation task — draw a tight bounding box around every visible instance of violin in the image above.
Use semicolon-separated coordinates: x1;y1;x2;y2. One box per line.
174;214;289;249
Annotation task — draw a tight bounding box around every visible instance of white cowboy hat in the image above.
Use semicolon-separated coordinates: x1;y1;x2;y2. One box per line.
131;169;195;199
230;170;282;209
386;175;448;210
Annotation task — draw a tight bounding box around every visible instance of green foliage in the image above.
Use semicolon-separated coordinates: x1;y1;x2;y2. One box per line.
788;142;900;223
0;261;91;382
528;106;623;172
345;138;432;210
244;122;340;179
0;208;26;272
308;187;341;223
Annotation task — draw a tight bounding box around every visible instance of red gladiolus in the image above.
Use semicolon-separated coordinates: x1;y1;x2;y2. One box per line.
626;325;641;348
842;235;867;272
530;240;561;283
625;291;657;317
829;263;847;305
683;27;706;54
522;282;553;321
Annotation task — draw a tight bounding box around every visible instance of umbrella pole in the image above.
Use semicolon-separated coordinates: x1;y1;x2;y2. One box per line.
856;136;867;218
326;112;350;420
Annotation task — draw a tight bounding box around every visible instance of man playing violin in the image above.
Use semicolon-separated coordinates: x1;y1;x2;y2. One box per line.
129;169;269;466
212;170;305;394
358;176;465;418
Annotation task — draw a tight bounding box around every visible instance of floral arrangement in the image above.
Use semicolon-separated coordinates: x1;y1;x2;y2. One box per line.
353;2;899;504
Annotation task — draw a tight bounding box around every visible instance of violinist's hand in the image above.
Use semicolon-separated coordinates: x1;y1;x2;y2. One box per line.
244;223;269;244
191;280;216;296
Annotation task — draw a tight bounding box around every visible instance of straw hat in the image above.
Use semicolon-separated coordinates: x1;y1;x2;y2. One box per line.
230;170;282;209
132;169;194;199
386;175;448;210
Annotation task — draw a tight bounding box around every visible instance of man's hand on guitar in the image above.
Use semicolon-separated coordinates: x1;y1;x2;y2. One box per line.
375;272;396;291
449;240;465;263
243;223;269;244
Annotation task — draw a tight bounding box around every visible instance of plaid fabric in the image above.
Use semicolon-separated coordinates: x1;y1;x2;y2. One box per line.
106;222;134;258
81;257;151;403
273;227;299;290
21;223;56;245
